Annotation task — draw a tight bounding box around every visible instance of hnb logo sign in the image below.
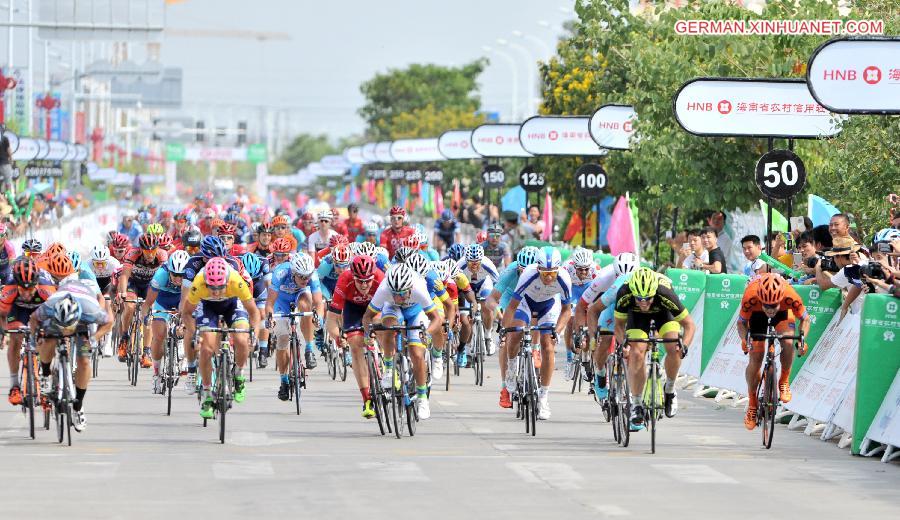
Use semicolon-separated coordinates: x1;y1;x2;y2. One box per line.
722;279;731;289
810;289;820;300
887;301;898;314
680;274;689;282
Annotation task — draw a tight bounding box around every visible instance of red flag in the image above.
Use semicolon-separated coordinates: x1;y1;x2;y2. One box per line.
563;212;584;242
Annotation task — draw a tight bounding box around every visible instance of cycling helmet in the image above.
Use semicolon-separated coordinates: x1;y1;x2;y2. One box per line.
628;267;659;299
167;250;191;274
200;236;226;259
112;234;131;250
301;212;315;223
516;246;539;267
204;257;230;288
271;237;293;253
351;255;376;280
465;244;485;263
332;245;352;266
258;221;274;235
90;245;109;262
364;221;379;234
317;210;333;222
447;243;465;261
67;250;82;271
475;230;488;244
210;218;226;230
183;228;203;248
386;264;415;293
22;238;43;255
402;234;421;250
240;252;263;278
757;273;787;305
139;233;159;250
158;234;174;251
146;223;165;235
416;230;429;246
12;257;38;287
614;252;639;277
374;246;389;260
394;246;416;264
430;260;449;280
105;230;119;245
271;215;290;227
217;223;237;237
223;212;239;224
46;242;67;258
444;258;462;279
873;227;900;243
357;241;376;258
290;253;315;277
440;209;454;221
389;206;406;217
51;294;82;328
406;252;428;276
46;254;74;278
174;211;188;222
329;234;349;248
487;223;503;235
570;247;594;269
136;211;152;225
537;246;562;270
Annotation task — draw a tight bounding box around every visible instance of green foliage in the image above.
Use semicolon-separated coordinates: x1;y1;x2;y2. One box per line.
279;134;337;173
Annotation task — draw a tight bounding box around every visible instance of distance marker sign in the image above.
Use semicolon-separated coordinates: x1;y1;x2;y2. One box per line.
575;163;607;198
755;149;806;200
518;165;545;193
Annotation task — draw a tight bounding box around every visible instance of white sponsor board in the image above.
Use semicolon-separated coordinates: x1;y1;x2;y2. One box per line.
183;146;248;162
679;298;705;379
589;104;637;150
518;116;607;156
698;312;760;394
471;124;532;158
438;130;481;160
674;78;844;138
807;37;900;114
390;138;446;163
343;146;366;165
374;142;394;163
11;204;122;257
12;138;40;161
361;143;379;162
862;370;900;453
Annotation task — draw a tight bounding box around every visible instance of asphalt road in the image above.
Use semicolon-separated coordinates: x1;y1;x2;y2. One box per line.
1;349;896;520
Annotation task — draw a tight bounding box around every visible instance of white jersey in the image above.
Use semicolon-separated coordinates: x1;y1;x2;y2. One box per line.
90;257;122;279
578;264;618;305
456;257;499;290
368;274;435;313
306;229;338;254
513;265;574;305
564;260;598;287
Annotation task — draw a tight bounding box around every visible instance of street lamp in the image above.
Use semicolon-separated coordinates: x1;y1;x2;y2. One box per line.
497;38;539;119
512;29;552;57
482;45;520;122
35;93;59;139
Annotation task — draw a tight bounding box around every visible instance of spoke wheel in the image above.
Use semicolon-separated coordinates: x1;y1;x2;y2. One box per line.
762;364;776;449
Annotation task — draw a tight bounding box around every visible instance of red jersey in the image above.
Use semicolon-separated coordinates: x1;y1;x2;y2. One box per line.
314;247;331;268
333;219;348;238
329;269;384;312
248;242;272;256
343;217;365;242
380;225;415;258
229;244;248;257
122;248;168;285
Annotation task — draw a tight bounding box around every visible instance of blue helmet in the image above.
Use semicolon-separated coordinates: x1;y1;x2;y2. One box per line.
537;246;561;270
447;243;465;261
67;250;82;271
200;235;227;259
440;209;454;221
136;211;152;225
241;252;263;278
516;246;539;267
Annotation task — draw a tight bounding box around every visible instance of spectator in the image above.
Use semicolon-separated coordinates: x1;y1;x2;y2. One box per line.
501;210;528;253
697;226;727;273
768;231;793;267
829;213;851;240
681;229;708;270
793;231;819;284
0;133;12;195
707;210;731;259
790;216;814;242
343;204;365;242
521;204;545;240
811;224;833;251
740;235;765;277
815;236;869;316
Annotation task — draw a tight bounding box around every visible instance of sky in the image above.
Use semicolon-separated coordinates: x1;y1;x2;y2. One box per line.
159;0;576;140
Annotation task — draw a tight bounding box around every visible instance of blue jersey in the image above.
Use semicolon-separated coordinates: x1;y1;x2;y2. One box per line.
495;261;522;310
291;228;306;251
422;269;447;300
250;262;272;301
421;248;440;262
150;267;183;309
77;266;98;284
316;256;342;299
270;262;321;313
375;252;389;273
118;223;143;246
182;255;242;288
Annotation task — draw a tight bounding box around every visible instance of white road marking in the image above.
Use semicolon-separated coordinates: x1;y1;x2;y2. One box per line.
213;460;274;480
685;434;737;446
358;462;429;482
652;464;737;484
493;443;521;451
592;505;630;517
470;427;493;434
436;400;459;407
507;462;582;490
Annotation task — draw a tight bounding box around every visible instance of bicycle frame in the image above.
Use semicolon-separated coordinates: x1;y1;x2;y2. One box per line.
749;322;804;449
273;311;315;415
502;323;554;436
370;322;425;438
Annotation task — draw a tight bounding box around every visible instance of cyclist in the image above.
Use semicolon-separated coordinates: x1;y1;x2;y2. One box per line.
433;209;461;252
117;233;168;368
415;229;440;262
0;224;16;281
317;243;352;302
146;222;166;237
271;215;301;252
307;210;338;255
737;273;810;430
562;247;599;380
158;234;175;253
268;237;294;269
266;253;323;400
481;223;512;268
21;238;43;258
578;252;639;398
297;212;317;240
502;247;573;420
216;223;246;256
380;206;415;258
182;257;260;419
2;258;56;405
486;246;540;408
109;233;132;262
168;212;189;245
140;250;190;394
241;252;272;369
405;253;451;380
315;234;349;268
326;254;384;418
343;203;365;242
89;245;122;295
67;251;99;285
118;210;142;246
363;264;444;420
181;228;203;256
457;244;499;358
613;267;696;429
30;261;113;432
444;243;465;263
373;246;390;273
357;221;380;245
248;221;275;256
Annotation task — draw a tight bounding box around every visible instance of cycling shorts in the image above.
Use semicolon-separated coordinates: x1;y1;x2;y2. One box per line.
512;296;560;334
151;300;179;322
341;302;367;338
460;282;492;310
126;284;149;301
5;305;37;328
197;298;248;329
624;310;681;340
380;303;428;348
746;310;795;354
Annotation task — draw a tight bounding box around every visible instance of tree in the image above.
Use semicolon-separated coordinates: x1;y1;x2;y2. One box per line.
278;133;337;173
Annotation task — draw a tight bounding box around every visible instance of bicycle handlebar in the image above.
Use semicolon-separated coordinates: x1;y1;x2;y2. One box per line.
500;324;555;334
272;311;316;318
369;323;425;332
198;327;253;335
749;333;804;341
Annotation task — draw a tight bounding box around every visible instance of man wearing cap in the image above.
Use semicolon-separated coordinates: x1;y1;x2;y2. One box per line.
343;204;365;242
815;236;867;315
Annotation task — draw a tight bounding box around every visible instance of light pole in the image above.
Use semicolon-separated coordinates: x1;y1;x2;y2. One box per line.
497;38;538;119
512;29;552;58
482;45;519;122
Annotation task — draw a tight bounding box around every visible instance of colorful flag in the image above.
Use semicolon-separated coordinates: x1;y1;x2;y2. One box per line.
759;199;789;232
435;186;444;216
808;194;840;227
541;190;553;241
608;196;637;255
563;212;584;242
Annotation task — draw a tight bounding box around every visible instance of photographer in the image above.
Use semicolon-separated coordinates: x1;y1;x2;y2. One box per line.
815;237;868;315
793;232;819;285
862;229;900;295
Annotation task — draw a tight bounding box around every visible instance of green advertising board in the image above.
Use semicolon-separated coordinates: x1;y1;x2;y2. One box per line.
852;294;900;454
700;274;747;374
247;143;268;164
166;142;185;162
789;285;842;381
667;268;706;312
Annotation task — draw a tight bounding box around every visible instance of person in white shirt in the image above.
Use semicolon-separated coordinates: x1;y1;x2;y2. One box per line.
306;210;338;255
681;229;709;270
740;235;765;278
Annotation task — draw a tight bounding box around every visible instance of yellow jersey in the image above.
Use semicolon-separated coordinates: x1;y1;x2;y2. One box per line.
188;268;252;305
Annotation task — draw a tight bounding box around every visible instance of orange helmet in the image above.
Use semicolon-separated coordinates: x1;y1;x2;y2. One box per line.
271;215;290;227
46;242;67;258
210;218;225;229
271;237;293;253
756;273;786;305
46;253;75;278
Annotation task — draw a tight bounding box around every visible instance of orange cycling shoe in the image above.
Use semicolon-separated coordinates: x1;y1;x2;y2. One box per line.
499;388;512;409
779;381;792;403
532;349;542;370
8;387;23;406
140;354;152;369
117;341;127;362
744;407;758;430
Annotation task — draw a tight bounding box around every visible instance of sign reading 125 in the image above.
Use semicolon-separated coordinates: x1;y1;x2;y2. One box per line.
575;163;607;197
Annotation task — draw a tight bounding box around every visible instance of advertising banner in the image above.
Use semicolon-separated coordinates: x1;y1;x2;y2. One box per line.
361;143;379;163
699;274;747;375
374;141;394;163
390;138;446;163
807;37;900;114
673;78;844;138
789;285;842;380
860;371;900;458
438;130;481;160
471;124;532;158
518;116;607;156
589;104;636;150
669;269;707;378
343;146;366;165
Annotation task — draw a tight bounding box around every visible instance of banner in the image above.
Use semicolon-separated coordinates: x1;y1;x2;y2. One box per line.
807;37;900;114
343;146;366;165
698;274;747;389
789;285;842;380
669;269;708;378
673;78;844;138
438;130;481;160
860;371;900;459
390;138;446;163
374;142;394;163
589;104;636;150
852;294;900;454
471;124;532;158
518;116;607;156
361;143;379;162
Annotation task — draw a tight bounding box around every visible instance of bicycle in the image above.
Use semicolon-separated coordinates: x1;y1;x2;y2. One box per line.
197;323;253;444
605;332;630;447
469;301;487;387
323;322;341;381
43;333;83;446
748;324;804;449
9;328;39;439
347;326;392;436
442;321;454;392
122;298;145;387
570;326;594;395
272;311;314;416
370;323;424;438
159;310;183;416
501;323;554;437
624;320;685;454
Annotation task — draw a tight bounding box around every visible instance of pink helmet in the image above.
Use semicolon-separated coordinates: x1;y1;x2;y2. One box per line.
205;257;229;287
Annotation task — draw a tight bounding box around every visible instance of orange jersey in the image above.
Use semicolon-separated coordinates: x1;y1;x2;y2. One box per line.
739;278;808;322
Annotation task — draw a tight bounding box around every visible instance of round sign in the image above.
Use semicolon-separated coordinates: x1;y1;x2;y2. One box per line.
388;169;406;182
423;167;443;185
481;164;505;188
404;169;422;182
1;129;19;153
574;163;607;198
518;165;546;193
754;149;806;200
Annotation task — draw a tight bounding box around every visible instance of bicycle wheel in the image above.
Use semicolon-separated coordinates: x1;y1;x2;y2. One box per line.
570;356;581;394
649;362;658;454
129;327;140;386
328;345;338;381
92;346;99;378
608;358;620;443
166;337;175;416
248;342;254;383
444;343;452;392
24;353;36;439
292;341;302;416
339;347;348;382
392;372;404;439
762;364;776;449
367;356;386;436
218;351;229;444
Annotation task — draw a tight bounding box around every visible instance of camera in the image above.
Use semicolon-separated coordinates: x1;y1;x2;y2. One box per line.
876;242;893;254
859;262;886;281
805;255;838;272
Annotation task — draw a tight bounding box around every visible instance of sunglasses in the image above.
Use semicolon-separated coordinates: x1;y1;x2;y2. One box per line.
634;295;653;303
319;220;331;224
390;216;404;221
356;278;373;284
141;247;158;253
762;303;779;311
294;274;310;281
391;290;410;298
208;284;227;292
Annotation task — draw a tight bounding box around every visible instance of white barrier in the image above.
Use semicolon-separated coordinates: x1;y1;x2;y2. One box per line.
860;370;900;463
11;204;123;256
697;314;753;406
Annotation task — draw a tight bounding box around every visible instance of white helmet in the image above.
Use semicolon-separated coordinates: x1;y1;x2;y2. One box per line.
347;242;361;256
570;247;594;269
52;294;82;328
374;246;389;259
415;229;429;246
316;210;333;222
538;246;562;270
357;241;376;257
444;258;462;279
430;260;449;280
405;253;429;276
90;244;110;262
364;221;379;234
290;253;315;276
386;264;415;293
167;250;191;274
614;252;639;277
